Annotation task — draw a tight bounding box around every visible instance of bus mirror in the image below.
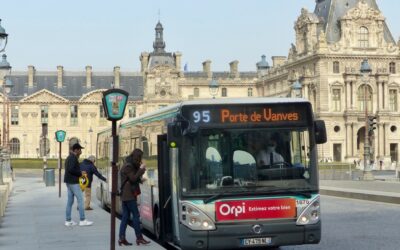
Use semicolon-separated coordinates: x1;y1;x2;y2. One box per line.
314;120;327;144
182;124;199;136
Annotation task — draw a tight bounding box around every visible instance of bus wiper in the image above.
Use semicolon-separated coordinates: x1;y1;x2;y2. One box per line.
204;192;231;204
270;189;312;198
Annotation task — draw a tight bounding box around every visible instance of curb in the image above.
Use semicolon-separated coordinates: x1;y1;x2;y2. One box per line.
320;186;400;204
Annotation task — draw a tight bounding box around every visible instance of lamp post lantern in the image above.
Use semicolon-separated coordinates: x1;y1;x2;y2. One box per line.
360;59;374;180
291;80;302;98
209;78;219;99
0;19;8;53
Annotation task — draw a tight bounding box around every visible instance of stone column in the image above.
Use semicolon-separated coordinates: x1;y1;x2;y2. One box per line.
353;123;358;158
383;82;388;110
345;81;351;110
378;123;384;157
304;83;309;100
378;81;383;111
352;82;357;110
384;123;390;157
345;122;352;157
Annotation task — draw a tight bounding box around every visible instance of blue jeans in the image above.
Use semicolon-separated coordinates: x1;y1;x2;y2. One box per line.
119;200;142;239
65;183;85;221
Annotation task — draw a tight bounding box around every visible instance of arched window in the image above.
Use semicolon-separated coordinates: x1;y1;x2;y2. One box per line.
389;62;396;74
359;27;369;48
333;61;340;74
69;137;79;151
10;138;20;156
222;88;227;97
194;87;199;97
248;88;253;97
358;84;373;111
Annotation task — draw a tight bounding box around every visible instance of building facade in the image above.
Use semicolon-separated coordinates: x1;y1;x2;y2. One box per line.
258;0;400;169
2;0;399;170
0;21;259;159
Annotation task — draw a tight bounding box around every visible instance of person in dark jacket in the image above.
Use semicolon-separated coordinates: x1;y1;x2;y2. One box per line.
118;148;150;246
64;143;93;227
80;155;107;210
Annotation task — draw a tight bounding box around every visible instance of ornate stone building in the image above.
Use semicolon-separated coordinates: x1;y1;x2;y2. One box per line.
2;0;399;169
0;21;259;158
258;0;400;169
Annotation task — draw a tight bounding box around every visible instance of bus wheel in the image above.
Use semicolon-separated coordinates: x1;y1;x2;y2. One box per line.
100;186;106;209
154;216;161;240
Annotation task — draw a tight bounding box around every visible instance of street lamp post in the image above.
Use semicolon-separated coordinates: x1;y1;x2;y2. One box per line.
209;78;219;99
89;127;93;155
0;19;9;53
0;54;12;148
360;59;374;180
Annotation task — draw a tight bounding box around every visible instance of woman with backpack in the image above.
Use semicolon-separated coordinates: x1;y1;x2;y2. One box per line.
118;148;151;246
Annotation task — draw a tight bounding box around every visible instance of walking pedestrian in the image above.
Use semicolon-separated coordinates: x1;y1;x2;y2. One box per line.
118;148;150;246
64;143;93;227
80;155;107;210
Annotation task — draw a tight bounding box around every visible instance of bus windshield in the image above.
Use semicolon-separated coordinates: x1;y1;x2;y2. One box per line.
180;128;317;197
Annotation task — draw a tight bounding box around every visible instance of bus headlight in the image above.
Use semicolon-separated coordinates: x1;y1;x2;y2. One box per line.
296;196;320;225
181;203;216;231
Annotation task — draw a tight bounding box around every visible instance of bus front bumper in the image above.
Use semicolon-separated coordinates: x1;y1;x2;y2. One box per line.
179;221;321;250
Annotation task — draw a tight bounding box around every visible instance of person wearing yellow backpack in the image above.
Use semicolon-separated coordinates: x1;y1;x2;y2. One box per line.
64;143;93;227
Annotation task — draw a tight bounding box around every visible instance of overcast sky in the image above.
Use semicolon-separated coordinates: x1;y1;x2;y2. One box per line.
1;0;400;72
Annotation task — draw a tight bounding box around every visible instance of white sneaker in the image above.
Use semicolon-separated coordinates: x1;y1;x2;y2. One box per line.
79;219;93;226
65;220;77;227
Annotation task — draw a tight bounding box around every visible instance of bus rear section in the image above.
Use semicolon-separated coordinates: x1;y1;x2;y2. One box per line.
150;99;327;249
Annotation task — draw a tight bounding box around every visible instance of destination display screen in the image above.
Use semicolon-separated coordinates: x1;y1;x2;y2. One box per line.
181;103;310;127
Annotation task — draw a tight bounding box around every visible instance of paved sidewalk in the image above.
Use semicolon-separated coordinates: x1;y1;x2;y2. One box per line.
0;170;165;250
320;179;400;204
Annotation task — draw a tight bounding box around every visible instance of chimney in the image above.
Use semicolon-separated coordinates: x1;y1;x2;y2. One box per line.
140;52;149;72
174;52;182;71
85;66;92;88
28;65;35;87
202;60;212;78
114;66;120;88
57;66;63;88
229;60;239;78
272;56;287;67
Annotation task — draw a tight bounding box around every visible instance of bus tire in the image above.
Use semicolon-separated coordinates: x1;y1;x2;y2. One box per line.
100;185;106;209
154;216;161;240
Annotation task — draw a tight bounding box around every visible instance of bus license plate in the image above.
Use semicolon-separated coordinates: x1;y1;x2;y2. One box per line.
241;237;271;246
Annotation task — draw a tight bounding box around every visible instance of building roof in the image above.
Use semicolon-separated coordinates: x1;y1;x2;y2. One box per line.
314;0;395;44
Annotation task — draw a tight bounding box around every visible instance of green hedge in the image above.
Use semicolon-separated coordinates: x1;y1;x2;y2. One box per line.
11;159;59;169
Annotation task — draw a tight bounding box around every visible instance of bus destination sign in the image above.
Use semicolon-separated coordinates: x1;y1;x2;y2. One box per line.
182;104;309;127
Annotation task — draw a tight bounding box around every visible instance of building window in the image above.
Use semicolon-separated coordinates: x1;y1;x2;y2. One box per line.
194;88;199;97
222;88;227;97
10;138;20;156
332;89;341;111
389;62;396;74
333;61;340;74
248;88;253;97
128;106;136;118
358;85;373;111
99;105;107;126
389;89;398;111
41;105;48;124
70;105;78;126
359;26;369;48
11;105;19;125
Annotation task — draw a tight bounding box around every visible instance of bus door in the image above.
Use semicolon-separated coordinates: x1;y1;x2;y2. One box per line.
157;134;174;243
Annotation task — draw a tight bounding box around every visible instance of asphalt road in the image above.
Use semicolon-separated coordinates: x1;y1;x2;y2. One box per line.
281;195;400;250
